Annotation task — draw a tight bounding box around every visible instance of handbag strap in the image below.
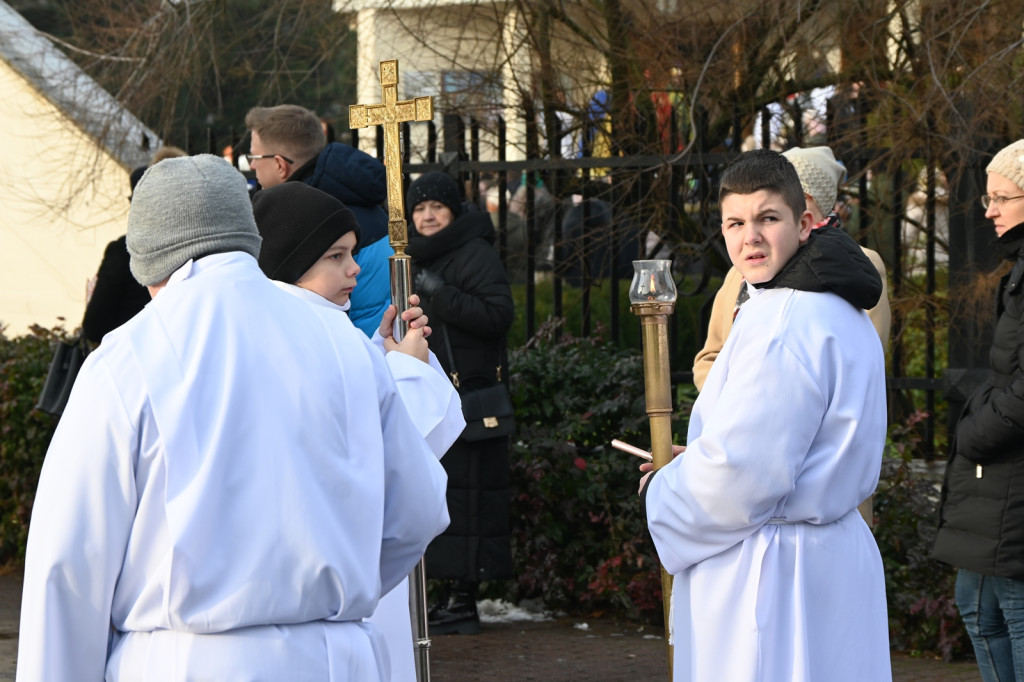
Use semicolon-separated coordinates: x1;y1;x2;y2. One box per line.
438;323;503;389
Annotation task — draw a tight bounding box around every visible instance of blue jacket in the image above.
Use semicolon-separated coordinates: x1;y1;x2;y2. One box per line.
291;143;393;336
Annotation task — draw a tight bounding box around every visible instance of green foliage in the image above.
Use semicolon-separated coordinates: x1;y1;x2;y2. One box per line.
874;411;971;661
504;322;687;621
0;325;61;565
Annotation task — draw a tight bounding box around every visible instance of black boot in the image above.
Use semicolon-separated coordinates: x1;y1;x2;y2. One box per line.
427;582;450;622
428;581;480;635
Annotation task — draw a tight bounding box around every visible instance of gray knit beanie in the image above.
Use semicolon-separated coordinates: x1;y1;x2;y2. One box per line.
987;139;1024;192
127;154;262;285
781;146;846;217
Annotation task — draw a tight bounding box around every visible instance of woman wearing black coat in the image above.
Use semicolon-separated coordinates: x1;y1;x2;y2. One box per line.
934;138;1024;682
81;166;152;345
406;171;516;635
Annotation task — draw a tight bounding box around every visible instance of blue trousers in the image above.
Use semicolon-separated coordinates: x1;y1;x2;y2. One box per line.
956;569;1024;681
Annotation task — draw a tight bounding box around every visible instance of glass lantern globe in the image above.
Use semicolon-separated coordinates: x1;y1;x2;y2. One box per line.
629;260;677;304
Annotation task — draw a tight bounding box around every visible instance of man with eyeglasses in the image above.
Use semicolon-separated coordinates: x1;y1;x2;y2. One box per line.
245;104;394;338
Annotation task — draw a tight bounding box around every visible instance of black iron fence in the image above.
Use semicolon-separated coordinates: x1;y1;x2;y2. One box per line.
181;101;1004;460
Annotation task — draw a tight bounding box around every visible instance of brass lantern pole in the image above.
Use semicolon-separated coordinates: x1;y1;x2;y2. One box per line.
629;259;677;679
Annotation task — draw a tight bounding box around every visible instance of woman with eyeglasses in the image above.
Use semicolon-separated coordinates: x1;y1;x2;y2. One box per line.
934;138;1024;682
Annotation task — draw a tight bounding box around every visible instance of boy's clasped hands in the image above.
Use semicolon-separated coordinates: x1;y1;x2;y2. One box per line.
379;293;431;363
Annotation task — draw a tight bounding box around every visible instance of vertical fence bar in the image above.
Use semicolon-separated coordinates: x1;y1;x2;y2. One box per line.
551;114;564;331
924;162;937;460
470;118;481;206
402;121;412;198
759;105;770;149
579;111;593;339
581;185;592;337
792;98;803;147
524;104;539;340
427;120;437;164
609;173;621;345
730;103;740;151
497;118;508;267
890;168;905;383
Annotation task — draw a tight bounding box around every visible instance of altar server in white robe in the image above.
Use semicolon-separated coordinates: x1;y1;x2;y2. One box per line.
641;149;890;682
252;182;466;680
17;154;450;682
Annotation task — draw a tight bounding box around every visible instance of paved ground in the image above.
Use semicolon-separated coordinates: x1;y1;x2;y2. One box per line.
0;569;982;681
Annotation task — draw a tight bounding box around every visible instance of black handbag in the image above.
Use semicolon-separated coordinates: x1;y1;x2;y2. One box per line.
440;325;515;442
35;334;89;416
460;383;516;441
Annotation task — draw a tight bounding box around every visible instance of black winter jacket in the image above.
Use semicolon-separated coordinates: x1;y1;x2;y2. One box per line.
82;236;151;345
408;208;516;581
407;210;515;387
934;222;1024;578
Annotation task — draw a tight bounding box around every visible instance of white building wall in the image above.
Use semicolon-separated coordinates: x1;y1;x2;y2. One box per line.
0;59;131;336
346;3;532;161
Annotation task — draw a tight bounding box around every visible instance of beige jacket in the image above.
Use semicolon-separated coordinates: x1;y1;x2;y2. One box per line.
693;247;890;392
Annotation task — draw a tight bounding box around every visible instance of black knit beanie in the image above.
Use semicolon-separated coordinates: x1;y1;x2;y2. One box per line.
406;171;461;219
252;183;361;284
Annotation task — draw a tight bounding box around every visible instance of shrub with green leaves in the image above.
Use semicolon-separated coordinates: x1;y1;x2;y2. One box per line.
505;321;687;621
874;410;972;661
0;318;983;656
0;324;61;564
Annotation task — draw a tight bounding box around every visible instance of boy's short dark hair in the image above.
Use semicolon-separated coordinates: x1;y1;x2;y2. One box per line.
719;149;806;220
245;105;326;166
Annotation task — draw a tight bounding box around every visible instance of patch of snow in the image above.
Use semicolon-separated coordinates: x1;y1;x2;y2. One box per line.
573;622;589;631
477;599;552;623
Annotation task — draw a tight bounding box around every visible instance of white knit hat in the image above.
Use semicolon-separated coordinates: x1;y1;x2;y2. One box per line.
781;146;846;216
127;154;262;285
987;139;1024;193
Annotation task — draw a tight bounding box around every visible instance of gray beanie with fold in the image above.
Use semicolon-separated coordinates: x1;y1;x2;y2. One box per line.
127;154;262;285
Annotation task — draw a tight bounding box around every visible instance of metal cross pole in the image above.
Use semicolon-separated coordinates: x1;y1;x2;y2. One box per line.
350;60;434;682
350;59;434;340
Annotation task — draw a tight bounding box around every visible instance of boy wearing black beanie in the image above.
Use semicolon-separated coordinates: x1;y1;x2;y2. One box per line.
253;182;363;308
252;181;467;682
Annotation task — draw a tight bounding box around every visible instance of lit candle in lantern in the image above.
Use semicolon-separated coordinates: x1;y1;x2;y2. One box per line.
630;260;677;304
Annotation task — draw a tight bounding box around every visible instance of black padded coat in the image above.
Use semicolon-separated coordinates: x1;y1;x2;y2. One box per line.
408;208;516;582
934;222;1024;578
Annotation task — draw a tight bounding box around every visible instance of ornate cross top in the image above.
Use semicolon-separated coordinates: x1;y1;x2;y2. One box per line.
349;60;433;255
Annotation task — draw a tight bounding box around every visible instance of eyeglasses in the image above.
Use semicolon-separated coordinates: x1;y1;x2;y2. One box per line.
981;194;1024;209
244;153;294;166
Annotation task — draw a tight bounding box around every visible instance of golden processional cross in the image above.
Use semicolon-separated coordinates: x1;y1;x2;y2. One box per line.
349;59;434;682
350;61;434;336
